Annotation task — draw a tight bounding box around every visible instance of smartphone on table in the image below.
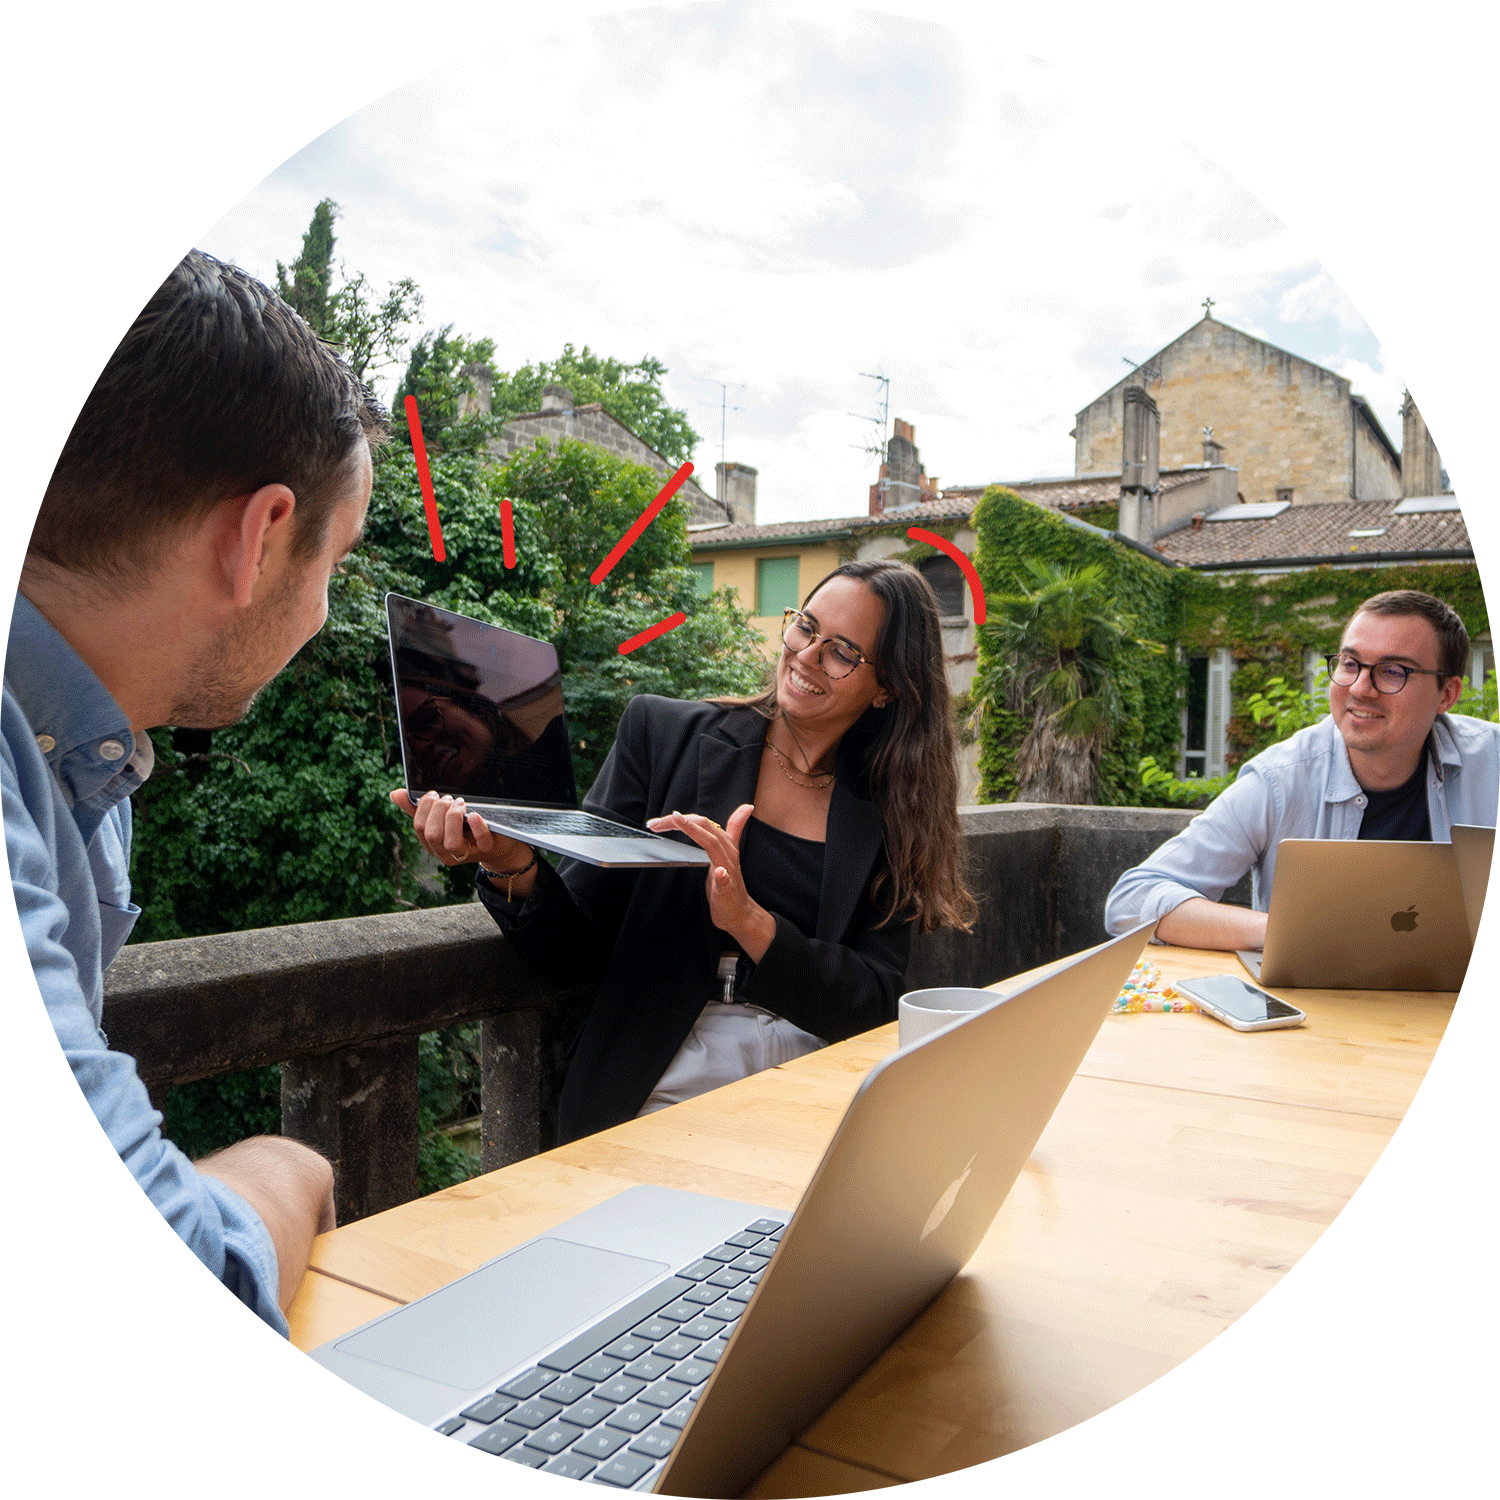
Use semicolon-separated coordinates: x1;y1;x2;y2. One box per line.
1174;973;1306;1032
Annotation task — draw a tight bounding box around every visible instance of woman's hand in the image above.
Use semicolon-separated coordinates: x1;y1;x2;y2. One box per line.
389;789;538;899
647;803;776;962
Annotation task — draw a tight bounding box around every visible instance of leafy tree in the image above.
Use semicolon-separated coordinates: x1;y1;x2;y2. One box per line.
275;197;422;381
972;558;1162;804
392;336;700;467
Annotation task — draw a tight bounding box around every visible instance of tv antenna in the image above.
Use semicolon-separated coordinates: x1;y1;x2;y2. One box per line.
849;370;890;465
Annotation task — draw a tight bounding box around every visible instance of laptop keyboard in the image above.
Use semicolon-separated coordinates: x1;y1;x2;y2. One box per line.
485;808;651;839
436;1217;787;1487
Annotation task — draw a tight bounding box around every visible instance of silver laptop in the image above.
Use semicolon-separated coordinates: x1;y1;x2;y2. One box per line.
1449;824;1495;945
310;922;1154;1496
1237;838;1472;990
387;594;707;868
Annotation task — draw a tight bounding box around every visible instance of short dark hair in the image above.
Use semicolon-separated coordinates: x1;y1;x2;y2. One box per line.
1350;589;1470;680
32;249;387;584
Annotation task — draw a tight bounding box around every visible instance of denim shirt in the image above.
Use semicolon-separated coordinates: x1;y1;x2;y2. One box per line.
1105;712;1500;935
2;594;284;1332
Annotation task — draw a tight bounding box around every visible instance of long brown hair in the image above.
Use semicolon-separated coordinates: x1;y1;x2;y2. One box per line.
724;558;976;934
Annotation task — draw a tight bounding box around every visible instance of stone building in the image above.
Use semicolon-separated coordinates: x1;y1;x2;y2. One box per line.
1070;311;1412;508
465;379;731;525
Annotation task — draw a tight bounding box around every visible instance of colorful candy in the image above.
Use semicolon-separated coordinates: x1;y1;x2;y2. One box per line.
1112;958;1200;1014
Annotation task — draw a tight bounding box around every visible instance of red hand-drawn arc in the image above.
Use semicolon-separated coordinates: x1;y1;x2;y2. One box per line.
906;527;986;625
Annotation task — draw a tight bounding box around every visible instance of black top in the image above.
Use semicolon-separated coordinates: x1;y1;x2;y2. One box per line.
1357;753;1432;842
739;817;826;941
477;696;910;1142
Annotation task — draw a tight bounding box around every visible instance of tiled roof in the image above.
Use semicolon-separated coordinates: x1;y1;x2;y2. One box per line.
941;468;1216;511
688;494;974;549
1156;498;1471;568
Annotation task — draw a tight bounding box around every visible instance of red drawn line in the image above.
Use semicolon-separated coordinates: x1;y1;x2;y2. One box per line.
591;461;694;585
500;499;516;569
404;395;446;563
907;527;986;625
619;611;687;656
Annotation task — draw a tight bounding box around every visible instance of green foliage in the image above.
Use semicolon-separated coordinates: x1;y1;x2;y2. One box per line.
1136;756;1234;809
972;484;1492;806
971;489;1181;804
393;327;500;451
490;345;700;466
159;1067;282;1161
1243;667;1331;740
275;198;422;382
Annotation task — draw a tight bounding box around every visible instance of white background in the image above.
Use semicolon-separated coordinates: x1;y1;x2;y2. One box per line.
2;3;1495;1495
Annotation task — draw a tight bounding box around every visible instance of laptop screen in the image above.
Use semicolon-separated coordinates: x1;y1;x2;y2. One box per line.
386;594;578;808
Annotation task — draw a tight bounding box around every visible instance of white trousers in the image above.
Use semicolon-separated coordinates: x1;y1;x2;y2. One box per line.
638;1003;827;1116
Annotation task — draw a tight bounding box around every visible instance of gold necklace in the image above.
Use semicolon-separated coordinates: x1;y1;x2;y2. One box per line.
766;736;835;790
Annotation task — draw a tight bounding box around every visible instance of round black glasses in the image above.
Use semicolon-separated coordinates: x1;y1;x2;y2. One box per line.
1325;652;1452;695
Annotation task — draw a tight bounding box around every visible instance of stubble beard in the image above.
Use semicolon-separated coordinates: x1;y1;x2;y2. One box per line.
166;572;295;729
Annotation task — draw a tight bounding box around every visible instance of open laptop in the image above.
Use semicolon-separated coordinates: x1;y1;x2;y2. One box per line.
387;593;707;868
1449;824;1495;945
310;922;1155;1496
1236;838;1472;990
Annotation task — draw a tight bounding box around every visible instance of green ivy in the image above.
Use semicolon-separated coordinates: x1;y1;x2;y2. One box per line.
970;486;1490;804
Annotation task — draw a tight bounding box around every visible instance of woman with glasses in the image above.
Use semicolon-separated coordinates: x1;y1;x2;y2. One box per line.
395;559;977;1143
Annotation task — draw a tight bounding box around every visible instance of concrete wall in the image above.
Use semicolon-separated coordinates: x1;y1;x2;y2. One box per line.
1074;319;1361;507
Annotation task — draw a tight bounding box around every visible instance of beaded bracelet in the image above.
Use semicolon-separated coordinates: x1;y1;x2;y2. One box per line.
476;848;539;902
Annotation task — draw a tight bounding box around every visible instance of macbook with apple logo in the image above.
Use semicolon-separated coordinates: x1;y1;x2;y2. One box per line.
1237;838;1475;990
310;923;1154;1495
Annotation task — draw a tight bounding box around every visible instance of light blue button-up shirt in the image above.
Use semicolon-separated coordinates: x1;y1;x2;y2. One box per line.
3;594;284;1331
1105;711;1500;935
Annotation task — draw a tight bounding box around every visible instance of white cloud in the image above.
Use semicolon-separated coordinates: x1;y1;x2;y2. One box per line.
202;10;1407;524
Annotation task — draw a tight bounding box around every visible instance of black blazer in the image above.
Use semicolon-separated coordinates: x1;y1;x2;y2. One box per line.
478;695;912;1142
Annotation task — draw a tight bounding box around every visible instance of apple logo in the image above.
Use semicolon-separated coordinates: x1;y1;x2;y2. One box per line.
921;1153;976;1241
1391;906;1419;933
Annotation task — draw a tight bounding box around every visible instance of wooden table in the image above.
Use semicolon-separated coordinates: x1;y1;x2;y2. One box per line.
288;947;1453;1495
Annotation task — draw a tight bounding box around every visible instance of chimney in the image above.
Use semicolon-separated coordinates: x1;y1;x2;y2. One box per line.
715;461;758;526
868;417;931;514
456;362;493;421
540;383;574;416
1117;385;1161;543
1201;425;1225;465
1400;391;1445;496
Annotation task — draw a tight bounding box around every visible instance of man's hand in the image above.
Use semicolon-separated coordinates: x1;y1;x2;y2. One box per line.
1155;897;1269;952
198;1136;336;1311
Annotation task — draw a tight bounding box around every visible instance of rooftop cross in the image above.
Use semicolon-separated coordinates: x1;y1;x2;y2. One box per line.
1202;295;1216;317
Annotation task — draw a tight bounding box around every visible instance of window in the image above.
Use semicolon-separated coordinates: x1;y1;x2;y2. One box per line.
1276;487;1294;504
1179;648;1234;778
918;554;966;618
755;556;801;617
690;561;714;597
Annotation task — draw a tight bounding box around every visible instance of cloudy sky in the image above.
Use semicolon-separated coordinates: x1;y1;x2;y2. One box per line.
201;5;1401;525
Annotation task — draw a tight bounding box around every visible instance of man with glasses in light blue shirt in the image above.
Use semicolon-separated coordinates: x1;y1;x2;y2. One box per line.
1105;590;1500;951
4;251;383;1331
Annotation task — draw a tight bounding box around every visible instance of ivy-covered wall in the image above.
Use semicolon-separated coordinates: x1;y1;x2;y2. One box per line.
1180;561;1488;764
971;485;1490;800
972;488;1183;802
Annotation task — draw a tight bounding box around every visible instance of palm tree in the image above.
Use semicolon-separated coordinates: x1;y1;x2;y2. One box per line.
973;558;1161;804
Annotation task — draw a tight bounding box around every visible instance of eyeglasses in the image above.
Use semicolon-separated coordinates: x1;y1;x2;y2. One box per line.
1325;652;1452;695
781;608;870;680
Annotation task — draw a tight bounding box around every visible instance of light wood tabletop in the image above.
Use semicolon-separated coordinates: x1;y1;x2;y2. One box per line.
288;946;1453;1495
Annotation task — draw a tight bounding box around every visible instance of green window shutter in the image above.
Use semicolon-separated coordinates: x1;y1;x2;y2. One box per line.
756;556;800;617
689;561;715;597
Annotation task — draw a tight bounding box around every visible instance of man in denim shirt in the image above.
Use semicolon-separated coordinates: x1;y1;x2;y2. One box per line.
3;251;383;1331
1105;590;1500;951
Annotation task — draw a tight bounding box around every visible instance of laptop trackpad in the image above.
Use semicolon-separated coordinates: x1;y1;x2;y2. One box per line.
333;1237;667;1390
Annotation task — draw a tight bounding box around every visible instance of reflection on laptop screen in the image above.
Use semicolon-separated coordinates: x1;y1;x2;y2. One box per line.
388;596;578;808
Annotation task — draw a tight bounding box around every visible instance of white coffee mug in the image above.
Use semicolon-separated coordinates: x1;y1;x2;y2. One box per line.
897;986;1003;1049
